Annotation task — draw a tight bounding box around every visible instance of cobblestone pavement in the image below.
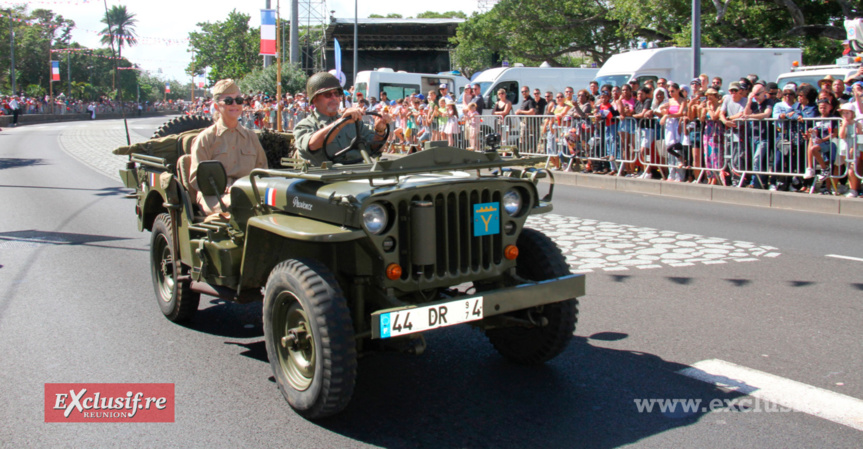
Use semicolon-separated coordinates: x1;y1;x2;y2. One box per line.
54;118;172;181
526;214;781;273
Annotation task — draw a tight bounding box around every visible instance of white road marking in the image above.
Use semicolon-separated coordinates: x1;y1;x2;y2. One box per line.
826;254;863;263
528;214;781;273
678;359;863;432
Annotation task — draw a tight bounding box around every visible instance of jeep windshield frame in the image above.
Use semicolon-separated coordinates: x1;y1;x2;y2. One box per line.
248;147;553;215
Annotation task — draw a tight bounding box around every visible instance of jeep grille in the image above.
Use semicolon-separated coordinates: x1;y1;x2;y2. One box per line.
397;188;503;281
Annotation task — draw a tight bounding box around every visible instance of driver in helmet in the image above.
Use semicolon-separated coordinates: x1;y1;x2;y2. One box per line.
294;72;391;166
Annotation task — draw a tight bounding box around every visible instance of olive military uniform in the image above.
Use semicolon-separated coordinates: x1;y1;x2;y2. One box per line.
294;109;379;167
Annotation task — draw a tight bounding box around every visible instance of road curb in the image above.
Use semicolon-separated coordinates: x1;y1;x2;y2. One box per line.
551;171;862;217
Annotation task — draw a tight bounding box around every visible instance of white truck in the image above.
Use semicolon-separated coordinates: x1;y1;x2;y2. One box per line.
463;66;600;107
353;69;470;101
593;47;801;89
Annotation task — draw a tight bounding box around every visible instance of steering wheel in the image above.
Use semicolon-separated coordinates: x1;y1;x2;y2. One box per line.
322;111;389;165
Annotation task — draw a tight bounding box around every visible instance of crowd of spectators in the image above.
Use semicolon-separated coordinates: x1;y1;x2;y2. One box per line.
480;66;863;198
177;69;863;198
0;93;170;123
5;62;861;198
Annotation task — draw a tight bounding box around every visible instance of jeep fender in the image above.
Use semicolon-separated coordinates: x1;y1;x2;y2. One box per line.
141;188;168;232
238;214;368;290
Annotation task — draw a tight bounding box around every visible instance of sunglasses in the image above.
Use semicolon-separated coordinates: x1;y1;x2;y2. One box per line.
219;96;244;105
319;90;341;99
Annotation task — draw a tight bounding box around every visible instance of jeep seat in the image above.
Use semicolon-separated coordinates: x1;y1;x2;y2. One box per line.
176;154;206;222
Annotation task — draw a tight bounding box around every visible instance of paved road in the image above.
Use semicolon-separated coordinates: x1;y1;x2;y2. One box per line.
0;118;860;448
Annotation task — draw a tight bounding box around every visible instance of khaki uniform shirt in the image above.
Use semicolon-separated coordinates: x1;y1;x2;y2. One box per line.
294;109;377;167
189;122;268;214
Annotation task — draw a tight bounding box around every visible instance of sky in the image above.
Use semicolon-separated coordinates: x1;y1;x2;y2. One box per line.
4;0;480;82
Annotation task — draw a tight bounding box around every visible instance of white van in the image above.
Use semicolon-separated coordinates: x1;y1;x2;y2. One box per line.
776;57;860;91
464;66;600;107
354;69;470;101
594;47;801;89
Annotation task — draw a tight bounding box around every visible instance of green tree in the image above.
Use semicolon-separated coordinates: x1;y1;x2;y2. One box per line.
416;11;467;19
452;0;622;70
187;10;261;83
100;5;137;92
3;8;74;95
237;62;307;98
610;0;854;65
100;5;137;60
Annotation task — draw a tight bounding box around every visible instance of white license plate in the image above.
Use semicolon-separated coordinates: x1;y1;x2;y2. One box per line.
378;296;484;339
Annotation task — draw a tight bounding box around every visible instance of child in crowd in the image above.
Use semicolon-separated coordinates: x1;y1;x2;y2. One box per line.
465;102;480;150
802;98;838;184
443;99;460;146
838;102;860;197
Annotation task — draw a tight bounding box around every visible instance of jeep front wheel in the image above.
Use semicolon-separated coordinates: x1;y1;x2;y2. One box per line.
485;228;578;364
150;213;200;322
263;259;357;419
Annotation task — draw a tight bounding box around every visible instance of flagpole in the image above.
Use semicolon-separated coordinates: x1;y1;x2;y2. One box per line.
276;0;282;132
48;27;53;114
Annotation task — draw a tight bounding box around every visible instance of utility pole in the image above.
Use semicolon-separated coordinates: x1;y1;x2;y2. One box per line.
353;0;357;95
48;26;53;114
67;49;71;98
276;0;283;131
7;9;16;95
290;0;298;64
692;0;701;79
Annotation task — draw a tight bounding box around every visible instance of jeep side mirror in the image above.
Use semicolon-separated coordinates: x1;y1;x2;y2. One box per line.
197;160;228;197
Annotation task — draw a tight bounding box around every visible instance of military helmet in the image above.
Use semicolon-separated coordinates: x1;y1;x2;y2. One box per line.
306;72;342;101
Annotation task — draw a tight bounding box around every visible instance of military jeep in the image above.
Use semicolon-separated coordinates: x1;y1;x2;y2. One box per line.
117;116;585;419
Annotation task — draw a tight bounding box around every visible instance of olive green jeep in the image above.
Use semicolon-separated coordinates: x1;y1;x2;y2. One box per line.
116;116;585;419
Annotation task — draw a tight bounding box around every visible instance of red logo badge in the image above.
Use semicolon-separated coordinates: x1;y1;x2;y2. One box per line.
44;383;174;423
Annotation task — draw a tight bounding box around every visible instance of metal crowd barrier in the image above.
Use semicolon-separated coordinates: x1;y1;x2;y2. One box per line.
229;107;862;194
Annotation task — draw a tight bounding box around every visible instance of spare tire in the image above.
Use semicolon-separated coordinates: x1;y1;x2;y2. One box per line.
152;115;213;138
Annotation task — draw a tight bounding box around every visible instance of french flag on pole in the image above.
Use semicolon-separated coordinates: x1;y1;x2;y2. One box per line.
165;83;171;93
51;61;60;81
260;9;277;56
265;188;278;207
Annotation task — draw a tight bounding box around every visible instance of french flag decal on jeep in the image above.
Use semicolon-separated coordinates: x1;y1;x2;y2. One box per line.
149;172;157;187
265;188;277;206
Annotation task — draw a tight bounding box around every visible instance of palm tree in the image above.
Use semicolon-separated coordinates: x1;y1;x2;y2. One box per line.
100;5;137;90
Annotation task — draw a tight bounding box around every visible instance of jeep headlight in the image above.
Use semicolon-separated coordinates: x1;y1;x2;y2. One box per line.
363;203;389;234
502;189;523;216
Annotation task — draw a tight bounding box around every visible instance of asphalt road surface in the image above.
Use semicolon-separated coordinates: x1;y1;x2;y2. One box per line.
1;117;860;448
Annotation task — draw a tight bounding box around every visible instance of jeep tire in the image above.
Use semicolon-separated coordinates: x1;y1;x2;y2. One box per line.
263;259;357;419
152;115;213;138
485;228;578;364
150;213;200;322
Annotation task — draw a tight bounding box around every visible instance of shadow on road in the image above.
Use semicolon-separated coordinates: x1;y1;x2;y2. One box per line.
182;298;263;339
0;158;48;170
0;230;134;250
0;184;129;197
310;329;747;448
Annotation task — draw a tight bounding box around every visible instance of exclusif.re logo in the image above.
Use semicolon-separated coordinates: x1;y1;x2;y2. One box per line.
44;383;174;423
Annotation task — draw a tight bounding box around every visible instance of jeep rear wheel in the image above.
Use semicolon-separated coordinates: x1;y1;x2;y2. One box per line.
150;213;200;322
263;259;357;419
485;228;578;364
